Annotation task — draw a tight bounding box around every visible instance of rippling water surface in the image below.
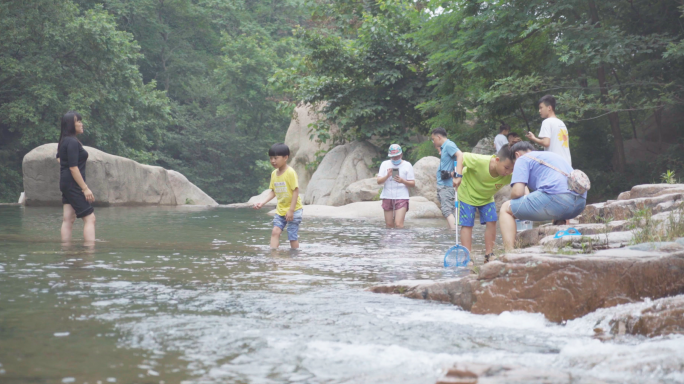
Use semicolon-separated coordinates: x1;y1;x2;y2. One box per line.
0;206;682;384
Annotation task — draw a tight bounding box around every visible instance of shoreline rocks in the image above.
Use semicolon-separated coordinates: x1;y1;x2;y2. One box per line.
23;144;217;206
304;141;379;206
267;196;443;220
370;247;684;324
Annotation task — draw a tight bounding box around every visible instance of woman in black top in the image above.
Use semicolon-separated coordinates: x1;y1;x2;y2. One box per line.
57;111;96;244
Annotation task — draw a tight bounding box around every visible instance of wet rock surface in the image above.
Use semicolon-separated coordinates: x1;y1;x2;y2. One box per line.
371;248;684;324
436;362;594;384
606;295;684;338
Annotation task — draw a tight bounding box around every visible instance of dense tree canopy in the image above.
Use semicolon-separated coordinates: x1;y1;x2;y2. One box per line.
0;0;170;202
279;0;684;201
2;0;684;203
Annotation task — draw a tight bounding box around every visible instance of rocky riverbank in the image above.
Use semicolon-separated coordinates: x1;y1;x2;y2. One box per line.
371;184;684;338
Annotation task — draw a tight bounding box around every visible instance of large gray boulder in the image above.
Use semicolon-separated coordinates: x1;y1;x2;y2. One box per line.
344;177;381;204
304;141;379;206
23;143;217;206
283;104;337;194
410;156;439;206
471;137;496;155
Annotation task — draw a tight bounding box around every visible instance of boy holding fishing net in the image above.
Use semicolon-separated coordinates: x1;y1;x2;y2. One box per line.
454;145;515;263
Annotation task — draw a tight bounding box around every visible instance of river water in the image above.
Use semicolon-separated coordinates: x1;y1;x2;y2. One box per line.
0;205;682;383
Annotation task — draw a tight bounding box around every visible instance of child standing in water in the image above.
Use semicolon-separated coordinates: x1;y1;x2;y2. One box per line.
253;143;304;249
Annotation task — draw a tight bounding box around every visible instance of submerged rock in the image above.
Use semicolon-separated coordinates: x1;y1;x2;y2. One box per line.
607;295;684;337
23;143;217;206
370;248;684;324
436;362;586;384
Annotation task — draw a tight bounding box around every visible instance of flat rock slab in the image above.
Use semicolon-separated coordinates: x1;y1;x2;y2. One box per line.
370;249;684;323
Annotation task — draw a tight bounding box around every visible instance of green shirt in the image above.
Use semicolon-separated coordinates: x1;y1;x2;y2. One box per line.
458;153;512;206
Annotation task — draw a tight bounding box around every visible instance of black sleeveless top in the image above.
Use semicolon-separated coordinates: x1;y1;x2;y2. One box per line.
57;136;88;190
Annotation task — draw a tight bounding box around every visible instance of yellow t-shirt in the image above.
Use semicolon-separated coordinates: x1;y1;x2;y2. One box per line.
269;166;303;216
459;153;512;207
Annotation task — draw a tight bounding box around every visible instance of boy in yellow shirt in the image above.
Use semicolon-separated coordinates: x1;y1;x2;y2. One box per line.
454;145;515;263
253;143;304;249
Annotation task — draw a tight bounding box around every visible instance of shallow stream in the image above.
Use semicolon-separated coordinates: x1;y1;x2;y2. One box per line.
0;206;682;383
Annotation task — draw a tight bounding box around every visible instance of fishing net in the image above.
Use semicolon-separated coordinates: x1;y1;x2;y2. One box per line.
443;245;470;268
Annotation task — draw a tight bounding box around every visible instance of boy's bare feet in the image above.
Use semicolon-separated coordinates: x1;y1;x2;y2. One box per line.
484;253;494;264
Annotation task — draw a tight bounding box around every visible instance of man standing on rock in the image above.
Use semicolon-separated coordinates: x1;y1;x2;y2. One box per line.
431;127;464;230
499;142;587;251
525;95;572;166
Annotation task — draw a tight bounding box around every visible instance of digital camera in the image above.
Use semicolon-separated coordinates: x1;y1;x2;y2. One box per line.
440;170;452;180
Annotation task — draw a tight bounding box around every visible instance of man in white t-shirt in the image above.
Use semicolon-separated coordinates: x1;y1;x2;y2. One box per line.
494;123;510;152
525;95;572;166
377;144;415;228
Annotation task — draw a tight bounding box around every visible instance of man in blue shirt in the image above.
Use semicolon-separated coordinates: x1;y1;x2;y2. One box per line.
430;127;464;229
499;142;587;251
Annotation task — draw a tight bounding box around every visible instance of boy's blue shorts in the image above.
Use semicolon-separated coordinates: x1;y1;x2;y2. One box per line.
273;209;303;241
458;201;498;227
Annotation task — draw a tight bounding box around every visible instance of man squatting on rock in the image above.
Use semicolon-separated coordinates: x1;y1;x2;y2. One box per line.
430;127;464;230
454;145;515;263
253;143;304;249
499;142;587;251
376;144;415;229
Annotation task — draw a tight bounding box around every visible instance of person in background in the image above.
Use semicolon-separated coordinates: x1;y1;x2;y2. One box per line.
455;145;515;263
57;111;96;245
499;142;586;251
376;144;415;228
431;127;464;230
253;143;304;249
525;95;572;166
507;132;522;147
494;123;511;152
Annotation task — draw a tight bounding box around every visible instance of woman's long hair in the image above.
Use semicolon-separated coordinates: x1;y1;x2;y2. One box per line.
57;111;82;154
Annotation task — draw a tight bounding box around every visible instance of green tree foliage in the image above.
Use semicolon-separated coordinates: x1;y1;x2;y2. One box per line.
417;0;684;175
0;0;171;202
76;0;306;203
273;0;435;155
283;0;684;201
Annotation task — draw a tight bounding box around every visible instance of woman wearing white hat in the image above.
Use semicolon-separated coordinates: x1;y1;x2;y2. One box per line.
376;144;415;228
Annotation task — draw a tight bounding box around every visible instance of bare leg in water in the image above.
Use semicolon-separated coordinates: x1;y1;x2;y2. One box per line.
61;204;96;244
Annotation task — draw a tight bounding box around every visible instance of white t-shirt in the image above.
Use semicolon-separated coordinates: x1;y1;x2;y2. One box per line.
538;117;572;166
378;160;415;200
494;134;508;152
